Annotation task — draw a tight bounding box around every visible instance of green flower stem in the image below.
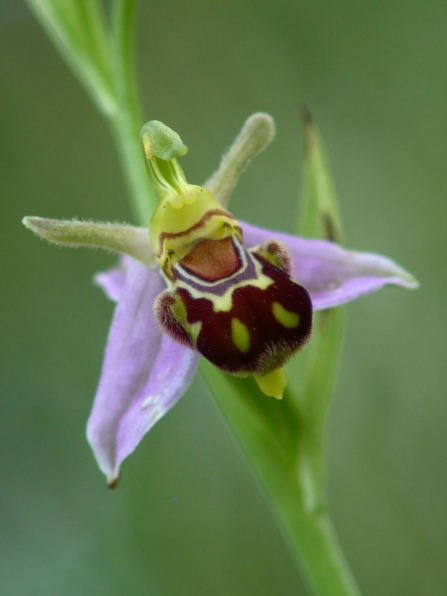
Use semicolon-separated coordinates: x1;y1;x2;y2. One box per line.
282;388;361;596
201;364;362;596
273;489;362;596
108;0;156;225
108;110;155;226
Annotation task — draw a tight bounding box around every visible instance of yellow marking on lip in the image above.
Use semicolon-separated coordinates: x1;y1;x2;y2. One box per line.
272;301;300;328
231;318;250;353
188;321;202;344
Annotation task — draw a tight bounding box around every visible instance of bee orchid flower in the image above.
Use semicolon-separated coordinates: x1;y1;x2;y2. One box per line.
24;114;418;486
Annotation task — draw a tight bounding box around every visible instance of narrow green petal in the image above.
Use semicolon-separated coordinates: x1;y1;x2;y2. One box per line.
205;113;275;207
23;217;153;265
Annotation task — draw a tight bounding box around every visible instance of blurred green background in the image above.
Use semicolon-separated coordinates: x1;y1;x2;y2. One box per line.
1;1;446;594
